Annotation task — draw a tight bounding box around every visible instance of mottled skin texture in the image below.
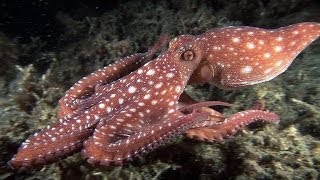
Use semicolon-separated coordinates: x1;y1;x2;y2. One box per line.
82;35;208;165
186;22;320;140
8;22;320;171
188;22;320;88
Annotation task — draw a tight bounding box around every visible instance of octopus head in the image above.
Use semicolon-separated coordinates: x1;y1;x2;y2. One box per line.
188;22;320;89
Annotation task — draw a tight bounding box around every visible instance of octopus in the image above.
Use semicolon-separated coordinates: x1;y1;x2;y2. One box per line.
8;22;320;171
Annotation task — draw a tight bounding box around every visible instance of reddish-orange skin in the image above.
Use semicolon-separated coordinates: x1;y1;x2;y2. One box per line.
8;22;320;171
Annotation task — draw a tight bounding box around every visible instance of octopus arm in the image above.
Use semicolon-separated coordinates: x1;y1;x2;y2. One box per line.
186;110;279;142
82;109;209;166
57;36;168;118
8;117;96;171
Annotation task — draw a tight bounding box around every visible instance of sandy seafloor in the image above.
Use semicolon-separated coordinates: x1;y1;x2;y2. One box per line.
0;0;320;179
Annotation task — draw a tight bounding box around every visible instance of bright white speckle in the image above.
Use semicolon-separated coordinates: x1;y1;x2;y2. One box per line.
161;90;167;95
118;98;124;104
125;113;132;117
151;100;158;105
175;86;181;93
276;36;283;41
144;94;151;100
264;68;273;74
258;40;264;45
128;86;137;94
168;101;174;106
275;60;283;67
246;42;255;49
106;106;112;113
117;118;124;122
213;46;221;50
274;46;282;52
138;112;144;117
232;37;240;43
240;66;253;74
126;139;130;144
146;69;156;76
264;53;271;58
148;81;154;85
166;73;174;78
99;103;106;109
155;82;163;89
51;137;56;142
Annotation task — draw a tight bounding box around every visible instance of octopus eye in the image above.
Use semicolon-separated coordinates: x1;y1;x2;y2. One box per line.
182;50;195;61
